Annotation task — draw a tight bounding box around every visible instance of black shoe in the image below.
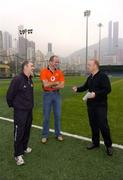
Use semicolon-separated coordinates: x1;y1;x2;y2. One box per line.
87;143;99;150
106;147;113;156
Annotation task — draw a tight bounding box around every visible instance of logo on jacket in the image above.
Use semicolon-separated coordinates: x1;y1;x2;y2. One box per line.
50;76;55;81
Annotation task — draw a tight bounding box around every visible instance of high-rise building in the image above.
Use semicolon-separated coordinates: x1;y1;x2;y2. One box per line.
48;43;52;53
45;43;54;63
27;41;35;62
17;25;24;53
108;21;112;53
0;31;4;62
18;36;26;60
18;25;35;61
18;25;24;37
3;32;12;51
18;36;35;61
113;21;119;49
0;31;3;49
35;50;45;71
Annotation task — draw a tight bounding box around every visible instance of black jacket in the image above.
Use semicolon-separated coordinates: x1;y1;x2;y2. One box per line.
77;71;111;107
6;73;34;110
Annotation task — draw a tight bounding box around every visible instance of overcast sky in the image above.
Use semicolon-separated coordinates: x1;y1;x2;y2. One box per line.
0;0;122;56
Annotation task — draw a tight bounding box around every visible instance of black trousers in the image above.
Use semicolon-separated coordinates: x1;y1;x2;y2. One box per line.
14;109;33;157
87;105;112;148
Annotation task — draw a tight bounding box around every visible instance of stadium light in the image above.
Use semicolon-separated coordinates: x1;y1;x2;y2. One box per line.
97;23;103;63
84;10;91;73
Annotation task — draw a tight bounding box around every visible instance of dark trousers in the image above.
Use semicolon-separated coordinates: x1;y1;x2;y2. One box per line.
87;105;112;148
14;109;33;157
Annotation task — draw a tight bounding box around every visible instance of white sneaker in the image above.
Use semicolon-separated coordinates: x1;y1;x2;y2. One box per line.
41;138;48;144
24;147;32;154
15;155;25;166
57;135;64;141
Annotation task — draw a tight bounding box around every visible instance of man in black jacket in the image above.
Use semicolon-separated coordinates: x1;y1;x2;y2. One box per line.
73;59;113;156
6;61;34;165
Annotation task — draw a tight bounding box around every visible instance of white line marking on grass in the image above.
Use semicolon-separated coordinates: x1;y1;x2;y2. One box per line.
112;79;123;85
0;116;123;150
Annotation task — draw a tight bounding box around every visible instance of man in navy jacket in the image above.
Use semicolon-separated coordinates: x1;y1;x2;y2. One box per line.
6;61;34;165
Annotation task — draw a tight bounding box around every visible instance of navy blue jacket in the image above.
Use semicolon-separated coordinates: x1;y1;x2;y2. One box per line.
6;73;34;110
77;71;111;107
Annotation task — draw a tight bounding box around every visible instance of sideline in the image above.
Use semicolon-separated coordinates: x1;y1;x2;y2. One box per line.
0;116;123;150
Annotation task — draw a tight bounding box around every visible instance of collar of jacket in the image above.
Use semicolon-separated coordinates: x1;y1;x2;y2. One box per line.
47;65;57;73
91;70;100;78
21;72;32;80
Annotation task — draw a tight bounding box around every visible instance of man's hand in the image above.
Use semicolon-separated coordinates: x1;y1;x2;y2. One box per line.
89;92;96;99
52;82;60;88
72;86;77;92
54;81;64;89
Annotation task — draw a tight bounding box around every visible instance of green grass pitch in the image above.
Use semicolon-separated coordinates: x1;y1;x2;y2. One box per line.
0;76;123;179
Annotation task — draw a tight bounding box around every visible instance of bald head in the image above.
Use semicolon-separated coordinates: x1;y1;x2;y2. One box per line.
87;59;100;74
